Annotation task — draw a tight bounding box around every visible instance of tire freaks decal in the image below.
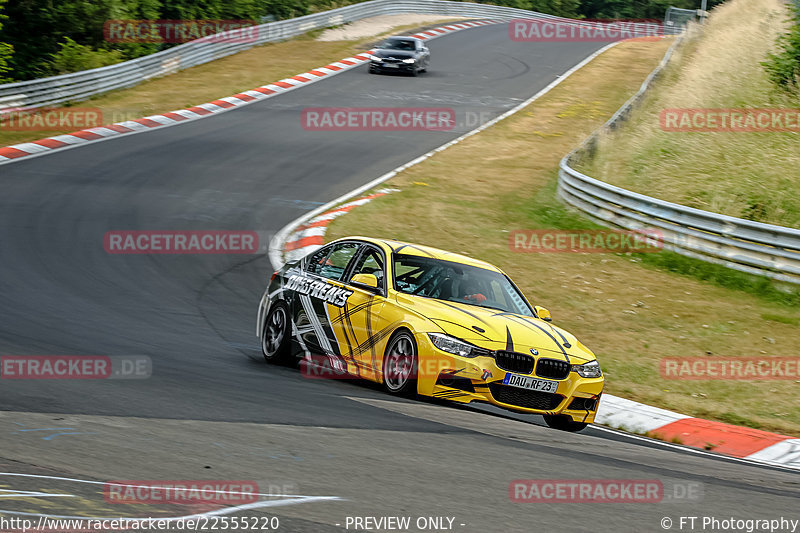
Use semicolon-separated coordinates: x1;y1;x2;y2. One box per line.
285;274;353;307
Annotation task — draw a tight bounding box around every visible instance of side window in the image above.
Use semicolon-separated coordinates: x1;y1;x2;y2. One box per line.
349;247;386;291
305;245;333;276
315;242;359;281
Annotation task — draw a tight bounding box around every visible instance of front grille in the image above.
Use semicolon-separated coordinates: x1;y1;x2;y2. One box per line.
494;351;535;374
536;358;571;380
489;383;563;410
567;397;598;411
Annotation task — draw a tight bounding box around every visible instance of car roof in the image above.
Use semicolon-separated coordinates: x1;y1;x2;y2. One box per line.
384;36;422;42
331;236;502;272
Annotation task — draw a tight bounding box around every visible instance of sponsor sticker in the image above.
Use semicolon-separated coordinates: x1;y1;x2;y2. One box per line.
285;274;353;307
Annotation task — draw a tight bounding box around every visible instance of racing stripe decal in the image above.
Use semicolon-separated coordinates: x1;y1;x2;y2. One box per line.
365;298;377;373
350;321;402;358
428;318;492;341
495;313;568;357
299;294;334;356
438;301;490;326
392;244;435;257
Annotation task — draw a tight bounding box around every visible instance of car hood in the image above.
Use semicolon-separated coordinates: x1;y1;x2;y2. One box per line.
373;49;417;59
394;294;596;363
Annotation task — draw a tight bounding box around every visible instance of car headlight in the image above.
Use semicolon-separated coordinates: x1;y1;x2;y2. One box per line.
402;58;416;64
371;56;383;62
428;333;481;358
572;361;602;378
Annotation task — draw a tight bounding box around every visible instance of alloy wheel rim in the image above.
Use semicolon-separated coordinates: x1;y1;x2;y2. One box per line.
263;307;286;356
385;336;414;390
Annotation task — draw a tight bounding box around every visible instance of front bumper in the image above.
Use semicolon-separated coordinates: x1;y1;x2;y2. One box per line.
414;333;604;424
370;60;416;73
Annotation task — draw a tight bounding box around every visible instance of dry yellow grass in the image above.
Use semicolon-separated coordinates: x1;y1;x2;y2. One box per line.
325;37;800;436
0;18;462;147
578;0;800;227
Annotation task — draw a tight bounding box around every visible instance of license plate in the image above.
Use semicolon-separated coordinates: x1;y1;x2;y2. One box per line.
503;373;558;393
383;63;398;68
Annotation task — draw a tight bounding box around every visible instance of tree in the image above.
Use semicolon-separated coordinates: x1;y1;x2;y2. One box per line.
0;0;12;82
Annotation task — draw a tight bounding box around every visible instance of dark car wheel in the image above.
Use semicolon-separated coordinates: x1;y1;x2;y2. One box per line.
262;302;291;364
382;330;418;395
543;414;588;432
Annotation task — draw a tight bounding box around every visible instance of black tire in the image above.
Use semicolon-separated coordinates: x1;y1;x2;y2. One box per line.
411;67;419;77
382;330;418;395
543;414;588;432
261;302;291;364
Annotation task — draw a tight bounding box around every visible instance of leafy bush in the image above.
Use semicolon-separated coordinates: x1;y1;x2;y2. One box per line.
763;4;800;90
0;0;11;82
49;37;123;75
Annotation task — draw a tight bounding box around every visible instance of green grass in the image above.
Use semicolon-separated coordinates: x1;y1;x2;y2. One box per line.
576;0;800;228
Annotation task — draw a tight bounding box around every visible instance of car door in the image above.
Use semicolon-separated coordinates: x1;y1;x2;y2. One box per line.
292;241;360;364
329;244;390;380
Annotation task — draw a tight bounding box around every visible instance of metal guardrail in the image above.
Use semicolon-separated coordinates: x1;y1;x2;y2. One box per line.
0;0;576;112
557;37;800;284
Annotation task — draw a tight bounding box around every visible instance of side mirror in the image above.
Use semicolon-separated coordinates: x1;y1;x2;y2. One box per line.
351;273;381;293
535;306;552;322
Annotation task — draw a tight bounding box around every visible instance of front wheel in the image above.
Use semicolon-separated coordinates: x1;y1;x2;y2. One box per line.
382;331;418;395
543;414;588;432
262;302;291;364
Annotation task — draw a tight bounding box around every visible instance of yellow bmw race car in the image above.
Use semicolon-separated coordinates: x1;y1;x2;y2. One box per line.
257;237;604;431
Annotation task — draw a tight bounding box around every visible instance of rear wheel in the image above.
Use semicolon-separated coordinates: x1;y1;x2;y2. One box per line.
543;414;588;432
382;331;418;395
262;302;291;364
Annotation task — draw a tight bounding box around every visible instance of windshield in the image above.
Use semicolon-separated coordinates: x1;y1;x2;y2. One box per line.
381;38;416;51
393;254;533;316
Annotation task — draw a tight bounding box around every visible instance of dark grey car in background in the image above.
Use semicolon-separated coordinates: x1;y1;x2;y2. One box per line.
369;36;431;76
